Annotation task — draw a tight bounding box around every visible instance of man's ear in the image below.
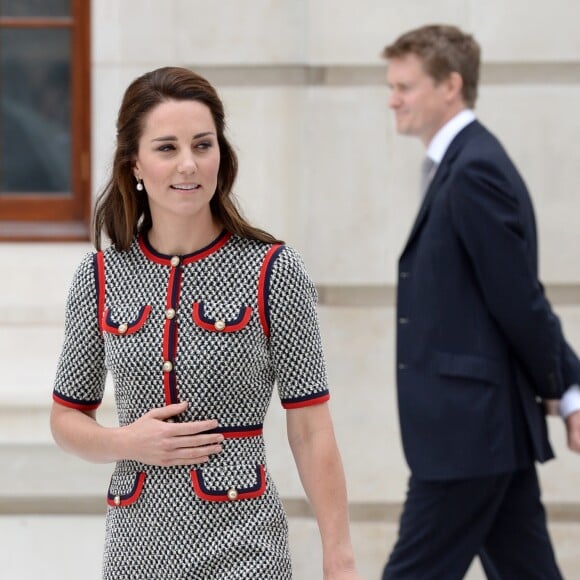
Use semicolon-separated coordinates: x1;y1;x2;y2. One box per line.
446;71;464;103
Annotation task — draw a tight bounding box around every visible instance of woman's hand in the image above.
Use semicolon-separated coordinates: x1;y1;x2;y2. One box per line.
121;401;224;466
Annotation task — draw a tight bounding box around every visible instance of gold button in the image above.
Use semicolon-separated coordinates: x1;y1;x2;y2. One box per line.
113;495;121;506
162;360;173;372
170;256;180;267
227;488;238;501
214;320;226;331
165;308;176;320
118;323;128;334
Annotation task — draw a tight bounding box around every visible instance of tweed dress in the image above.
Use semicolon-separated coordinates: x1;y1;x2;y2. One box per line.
52;231;330;579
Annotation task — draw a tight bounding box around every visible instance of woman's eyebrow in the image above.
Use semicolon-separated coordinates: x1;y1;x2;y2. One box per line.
151;131;216;142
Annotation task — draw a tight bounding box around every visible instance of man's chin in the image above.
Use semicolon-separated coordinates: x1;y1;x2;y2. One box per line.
396;125;414;137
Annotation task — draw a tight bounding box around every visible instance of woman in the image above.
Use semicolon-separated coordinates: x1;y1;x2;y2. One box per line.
50;66;359;579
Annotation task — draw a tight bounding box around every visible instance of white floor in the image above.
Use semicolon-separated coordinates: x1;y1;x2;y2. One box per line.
0;515;489;580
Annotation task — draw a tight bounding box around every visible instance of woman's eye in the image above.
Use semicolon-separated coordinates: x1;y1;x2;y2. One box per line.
196;141;212;150
157;144;175;152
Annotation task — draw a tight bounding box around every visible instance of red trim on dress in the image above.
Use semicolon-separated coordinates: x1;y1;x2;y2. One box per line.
192;303;252;332
220;427;263;439
190;465;266;502
181;232;231;265
282;392;330;409
137;231;232;266
162;266;181;405
107;472;146;507
162;317;173;406
95;251;106;333
52;392;101;411
257;244;283;337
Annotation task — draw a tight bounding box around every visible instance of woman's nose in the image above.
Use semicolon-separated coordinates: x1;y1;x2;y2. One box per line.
177;152;197;174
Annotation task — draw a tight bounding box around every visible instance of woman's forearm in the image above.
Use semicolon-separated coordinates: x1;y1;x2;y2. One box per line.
50;403;125;463
51;401;225;466
287;405;357;575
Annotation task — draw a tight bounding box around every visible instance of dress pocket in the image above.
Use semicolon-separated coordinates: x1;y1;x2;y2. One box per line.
190;464;266;502
102;304;151;336
106;470;146;507
192;301;252;333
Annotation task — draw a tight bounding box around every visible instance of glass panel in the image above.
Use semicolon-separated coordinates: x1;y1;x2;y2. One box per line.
0;0;70;18
0;28;71;193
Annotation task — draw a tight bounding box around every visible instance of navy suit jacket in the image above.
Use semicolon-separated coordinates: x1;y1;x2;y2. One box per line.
396;120;580;481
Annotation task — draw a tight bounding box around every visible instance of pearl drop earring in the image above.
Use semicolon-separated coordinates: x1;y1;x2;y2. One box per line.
136;180;144;191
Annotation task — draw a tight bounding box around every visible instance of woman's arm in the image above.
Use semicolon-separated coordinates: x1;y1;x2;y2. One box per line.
287;403;360;579
50;401;224;466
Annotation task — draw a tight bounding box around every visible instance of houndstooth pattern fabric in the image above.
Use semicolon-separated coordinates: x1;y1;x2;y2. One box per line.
53;231;329;579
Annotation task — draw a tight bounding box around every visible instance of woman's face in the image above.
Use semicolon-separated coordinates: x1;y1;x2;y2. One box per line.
133;99;221;227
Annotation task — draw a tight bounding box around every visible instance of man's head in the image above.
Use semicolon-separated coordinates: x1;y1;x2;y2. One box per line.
383;25;480;145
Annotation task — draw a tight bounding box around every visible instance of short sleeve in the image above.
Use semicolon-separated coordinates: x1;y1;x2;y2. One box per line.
53;252;106;410
267;246;329;409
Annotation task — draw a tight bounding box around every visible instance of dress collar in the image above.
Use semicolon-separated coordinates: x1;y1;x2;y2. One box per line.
138;229;232;266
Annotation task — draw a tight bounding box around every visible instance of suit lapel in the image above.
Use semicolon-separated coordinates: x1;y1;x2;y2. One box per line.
400;121;482;257
401;162;447;253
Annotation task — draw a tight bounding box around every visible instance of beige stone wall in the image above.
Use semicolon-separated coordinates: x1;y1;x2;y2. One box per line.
1;1;580;577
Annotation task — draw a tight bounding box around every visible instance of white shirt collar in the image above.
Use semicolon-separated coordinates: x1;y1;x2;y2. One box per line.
427;109;476;164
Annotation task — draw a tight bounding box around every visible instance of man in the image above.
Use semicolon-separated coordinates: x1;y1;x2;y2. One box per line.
382;24;580;579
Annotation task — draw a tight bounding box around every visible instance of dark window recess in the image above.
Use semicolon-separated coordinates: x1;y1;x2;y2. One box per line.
0;0;91;240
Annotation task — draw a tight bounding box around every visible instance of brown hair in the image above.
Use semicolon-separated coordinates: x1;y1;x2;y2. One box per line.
93;66;282;250
383;25;480;108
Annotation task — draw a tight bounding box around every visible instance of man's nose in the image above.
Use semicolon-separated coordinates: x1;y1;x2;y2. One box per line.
388;92;400;109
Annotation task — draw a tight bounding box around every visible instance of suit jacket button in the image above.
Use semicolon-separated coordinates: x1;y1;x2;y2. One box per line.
227;488;238;501
398;363;408;370
399;317;410;324
400;271;410;278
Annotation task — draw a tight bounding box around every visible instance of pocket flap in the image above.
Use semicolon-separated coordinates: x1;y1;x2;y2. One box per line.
192;301;252;333
191;464;266;502
107;471;146;507
102;304;151;335
434;352;506;385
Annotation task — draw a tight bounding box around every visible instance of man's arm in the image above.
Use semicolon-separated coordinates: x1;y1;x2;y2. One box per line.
447;158;570;399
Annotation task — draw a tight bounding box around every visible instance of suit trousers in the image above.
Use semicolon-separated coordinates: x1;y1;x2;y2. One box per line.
382;466;562;579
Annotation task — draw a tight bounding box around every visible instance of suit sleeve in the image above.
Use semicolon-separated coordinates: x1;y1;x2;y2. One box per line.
447;157;580;398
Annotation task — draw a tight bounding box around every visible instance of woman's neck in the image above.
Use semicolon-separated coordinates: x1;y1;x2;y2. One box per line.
147;217;222;256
